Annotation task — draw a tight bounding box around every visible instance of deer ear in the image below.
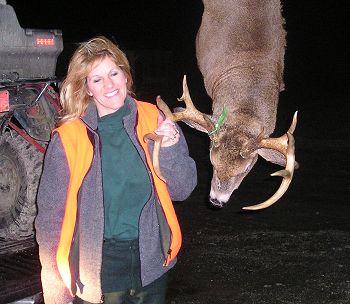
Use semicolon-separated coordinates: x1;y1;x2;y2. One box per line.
258;148;299;169
258;148;285;166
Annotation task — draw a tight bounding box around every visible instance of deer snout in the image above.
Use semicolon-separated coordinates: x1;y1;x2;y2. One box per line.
209;197;225;208
209;179;232;208
209;170;247;208
209;191;232;208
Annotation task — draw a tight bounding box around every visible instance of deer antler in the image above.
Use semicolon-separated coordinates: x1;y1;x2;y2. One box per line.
144;75;214;183
143;133;166;183
157;75;214;132
242;111;298;210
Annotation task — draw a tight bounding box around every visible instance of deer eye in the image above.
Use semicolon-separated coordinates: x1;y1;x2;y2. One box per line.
237;136;248;146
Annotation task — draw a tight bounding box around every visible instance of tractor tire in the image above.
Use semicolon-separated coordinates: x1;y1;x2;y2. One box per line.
0;131;44;240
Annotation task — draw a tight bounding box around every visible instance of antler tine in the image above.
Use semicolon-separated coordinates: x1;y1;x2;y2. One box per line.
143;133;166;183
156;75;214;132
288;111;298;134
176;75;214;131
242;112;298;210
156;95;177;121
177;75;196;108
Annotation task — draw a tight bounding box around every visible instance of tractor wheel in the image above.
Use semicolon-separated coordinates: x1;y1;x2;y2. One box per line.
0;131;44;240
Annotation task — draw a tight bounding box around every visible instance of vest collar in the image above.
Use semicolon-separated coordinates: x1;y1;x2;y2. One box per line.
81;95;137;130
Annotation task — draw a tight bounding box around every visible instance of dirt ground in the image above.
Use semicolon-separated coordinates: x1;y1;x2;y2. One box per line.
164;85;350;304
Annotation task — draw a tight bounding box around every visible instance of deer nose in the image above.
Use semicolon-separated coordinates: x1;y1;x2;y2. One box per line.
209;197;224;208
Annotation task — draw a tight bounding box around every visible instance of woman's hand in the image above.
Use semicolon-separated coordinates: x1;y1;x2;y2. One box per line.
155;116;180;147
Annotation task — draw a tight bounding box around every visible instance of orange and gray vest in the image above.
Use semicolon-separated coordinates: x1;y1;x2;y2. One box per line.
54;101;181;295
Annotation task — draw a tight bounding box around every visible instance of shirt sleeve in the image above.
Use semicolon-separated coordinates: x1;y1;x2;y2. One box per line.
158;124;197;201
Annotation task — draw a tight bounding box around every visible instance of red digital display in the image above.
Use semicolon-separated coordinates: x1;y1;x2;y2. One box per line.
36;37;55;46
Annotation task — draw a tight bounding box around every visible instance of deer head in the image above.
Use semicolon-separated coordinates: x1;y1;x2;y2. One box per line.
145;75;297;210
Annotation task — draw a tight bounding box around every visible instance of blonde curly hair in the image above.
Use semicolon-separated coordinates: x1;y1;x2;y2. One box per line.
58;36;133;125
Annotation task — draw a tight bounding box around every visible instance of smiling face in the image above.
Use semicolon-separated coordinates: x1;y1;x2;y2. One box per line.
86;56;128;117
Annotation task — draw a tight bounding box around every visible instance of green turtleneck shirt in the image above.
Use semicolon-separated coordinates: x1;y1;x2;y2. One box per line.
98;104;151;240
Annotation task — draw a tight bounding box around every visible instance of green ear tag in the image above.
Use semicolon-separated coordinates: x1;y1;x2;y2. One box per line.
208;105;228;136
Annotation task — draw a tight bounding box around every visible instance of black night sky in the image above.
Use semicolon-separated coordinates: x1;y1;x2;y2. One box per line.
6;0;349;92
6;0;202;52
6;0;349;110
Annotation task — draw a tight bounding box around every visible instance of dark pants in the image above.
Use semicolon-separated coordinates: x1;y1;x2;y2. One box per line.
102;273;168;304
74;275;167;304
74;239;168;304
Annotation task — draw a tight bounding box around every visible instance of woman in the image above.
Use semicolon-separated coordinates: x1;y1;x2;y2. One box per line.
35;36;197;304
